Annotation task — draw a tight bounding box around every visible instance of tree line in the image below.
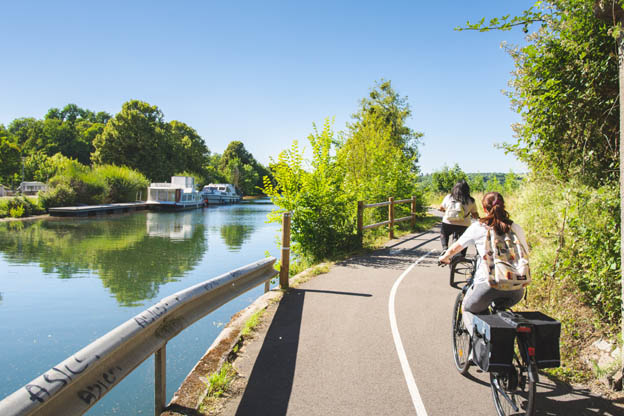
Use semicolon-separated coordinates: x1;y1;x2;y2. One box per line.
0;101;270;197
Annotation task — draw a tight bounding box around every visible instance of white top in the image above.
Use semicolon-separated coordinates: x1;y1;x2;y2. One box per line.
456;222;529;283
441;194;478;227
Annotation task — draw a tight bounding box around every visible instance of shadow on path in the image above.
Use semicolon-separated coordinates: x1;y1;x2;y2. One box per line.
235;289;304;415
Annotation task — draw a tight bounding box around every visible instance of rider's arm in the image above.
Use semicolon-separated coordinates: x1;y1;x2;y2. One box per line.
439;241;464;264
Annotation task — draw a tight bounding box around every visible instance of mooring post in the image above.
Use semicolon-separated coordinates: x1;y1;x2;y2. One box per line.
155;344;166;416
357;201;364;245
411;196;416;230
280;212;291;289
389;197;394;239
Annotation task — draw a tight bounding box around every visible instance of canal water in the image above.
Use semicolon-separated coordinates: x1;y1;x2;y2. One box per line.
0;201;280;415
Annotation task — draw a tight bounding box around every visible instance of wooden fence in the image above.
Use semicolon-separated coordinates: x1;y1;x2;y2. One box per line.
357;196;418;240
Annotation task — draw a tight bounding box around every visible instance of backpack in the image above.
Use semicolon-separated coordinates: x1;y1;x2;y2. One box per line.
483;226;531;291
446;198;467;222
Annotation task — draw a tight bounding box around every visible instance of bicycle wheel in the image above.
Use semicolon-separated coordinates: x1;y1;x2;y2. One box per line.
451;291;471;374
490;340;537;415
450;256;473;287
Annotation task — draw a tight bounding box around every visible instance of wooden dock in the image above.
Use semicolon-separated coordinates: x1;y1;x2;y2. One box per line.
48;202;150;217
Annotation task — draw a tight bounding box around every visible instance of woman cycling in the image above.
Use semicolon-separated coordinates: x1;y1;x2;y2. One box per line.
438;192;529;336
439;180;478;256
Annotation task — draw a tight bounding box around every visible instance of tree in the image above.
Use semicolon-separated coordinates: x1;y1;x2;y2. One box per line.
459;0;618;187
430;164;467;193
348;80;423;172
219;141;266;194
92;100;174;181
168;120;210;176
0;126;21;186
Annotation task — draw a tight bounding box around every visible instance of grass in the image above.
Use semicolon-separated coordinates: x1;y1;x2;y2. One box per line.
240;309;265;337
205;362;237;398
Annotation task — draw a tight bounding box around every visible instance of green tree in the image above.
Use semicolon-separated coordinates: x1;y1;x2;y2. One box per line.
459;1;618;186
92;100;173;181
219;141;266;195
348;80;423;172
430;164;467;193
264;120;358;261
0;126;21;186
169;120;210;176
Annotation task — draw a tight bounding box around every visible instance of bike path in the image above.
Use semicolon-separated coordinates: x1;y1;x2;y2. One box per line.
219;226;623;415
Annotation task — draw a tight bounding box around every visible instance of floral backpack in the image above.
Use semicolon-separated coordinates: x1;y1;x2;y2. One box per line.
483;226;531;290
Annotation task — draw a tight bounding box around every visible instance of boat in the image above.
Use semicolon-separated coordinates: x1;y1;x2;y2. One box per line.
146;176;203;210
200;184;241;204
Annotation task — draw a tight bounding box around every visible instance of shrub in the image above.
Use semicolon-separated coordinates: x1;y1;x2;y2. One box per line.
9;205;24;218
94;165;149;202
39;183;77;208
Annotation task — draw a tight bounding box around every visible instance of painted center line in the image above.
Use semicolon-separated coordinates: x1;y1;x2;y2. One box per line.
388;249;435;416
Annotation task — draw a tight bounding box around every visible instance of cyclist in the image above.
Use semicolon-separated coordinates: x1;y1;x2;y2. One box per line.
438;191;529;336
439;180;479;257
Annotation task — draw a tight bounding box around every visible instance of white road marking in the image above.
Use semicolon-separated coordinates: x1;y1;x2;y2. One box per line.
389;249;435;416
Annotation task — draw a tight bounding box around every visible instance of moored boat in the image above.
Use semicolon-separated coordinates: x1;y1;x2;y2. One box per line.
146;176;203;210
200;184;241;204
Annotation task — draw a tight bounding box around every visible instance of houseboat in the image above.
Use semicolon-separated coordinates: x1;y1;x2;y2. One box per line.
146;176;203;210
200;184;241;204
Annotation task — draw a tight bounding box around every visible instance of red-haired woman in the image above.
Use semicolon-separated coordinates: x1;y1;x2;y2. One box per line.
438;192;528;336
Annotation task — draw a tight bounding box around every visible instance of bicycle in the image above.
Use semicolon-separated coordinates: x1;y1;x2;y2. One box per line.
449;261;541;416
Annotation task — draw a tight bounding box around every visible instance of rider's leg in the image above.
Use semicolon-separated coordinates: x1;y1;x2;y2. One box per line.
440;222;451;251
462;282;524;335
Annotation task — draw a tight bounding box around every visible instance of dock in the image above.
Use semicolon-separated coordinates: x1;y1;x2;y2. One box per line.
48;202;150;217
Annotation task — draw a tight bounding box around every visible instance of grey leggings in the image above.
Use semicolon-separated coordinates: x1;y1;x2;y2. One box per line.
462;280;524;336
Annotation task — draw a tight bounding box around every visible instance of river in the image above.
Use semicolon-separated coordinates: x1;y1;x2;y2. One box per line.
0;201;280;415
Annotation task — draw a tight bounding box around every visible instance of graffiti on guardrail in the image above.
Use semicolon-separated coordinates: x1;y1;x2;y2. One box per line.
24;354;101;403
77;365;123;405
134;300;173;328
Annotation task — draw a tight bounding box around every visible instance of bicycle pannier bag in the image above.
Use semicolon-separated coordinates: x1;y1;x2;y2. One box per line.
446;198;466;223
472;314;516;372
515;311;561;368
483;227;531;291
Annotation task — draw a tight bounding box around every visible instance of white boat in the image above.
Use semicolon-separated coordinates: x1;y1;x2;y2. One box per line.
200;184;241;204
146;176;203;210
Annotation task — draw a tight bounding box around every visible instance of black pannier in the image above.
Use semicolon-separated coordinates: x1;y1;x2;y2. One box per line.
472;314;516;372
514;311;561;369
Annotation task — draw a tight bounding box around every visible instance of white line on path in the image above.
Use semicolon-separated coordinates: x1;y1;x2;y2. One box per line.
388;249;435;416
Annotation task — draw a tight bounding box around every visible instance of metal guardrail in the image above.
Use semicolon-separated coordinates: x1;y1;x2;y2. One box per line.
0;257;278;416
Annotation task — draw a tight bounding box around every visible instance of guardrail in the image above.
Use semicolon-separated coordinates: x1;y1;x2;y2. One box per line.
357;196;418;239
0;257;278;416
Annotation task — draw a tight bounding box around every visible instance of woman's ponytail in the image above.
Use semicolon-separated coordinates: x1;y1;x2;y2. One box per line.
479;192;512;234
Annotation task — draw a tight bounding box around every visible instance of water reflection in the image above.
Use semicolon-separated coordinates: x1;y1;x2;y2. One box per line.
219;224;254;251
0;211;207;306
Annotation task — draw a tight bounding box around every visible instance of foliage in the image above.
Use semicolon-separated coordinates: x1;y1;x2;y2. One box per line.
0;196;45;218
509;178;621;330
205;362;237;398
429;164;467;193
0;126;21;186
460;0;619;186
348;80;422;170
39;161;148;208
264;120;359;262
92;100;210;181
218;141;270;195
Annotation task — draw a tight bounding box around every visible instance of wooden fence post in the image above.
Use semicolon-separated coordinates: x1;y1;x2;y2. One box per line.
411;196;416;230
357;201;364;245
280;212;291;289
389;197;394;239
154;344;166;416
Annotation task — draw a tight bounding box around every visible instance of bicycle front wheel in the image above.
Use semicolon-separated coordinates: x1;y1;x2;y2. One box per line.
490;343;536;415
450;257;473;287
451;291;471;374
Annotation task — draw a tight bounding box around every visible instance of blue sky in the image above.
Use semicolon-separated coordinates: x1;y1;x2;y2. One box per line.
0;1;535;173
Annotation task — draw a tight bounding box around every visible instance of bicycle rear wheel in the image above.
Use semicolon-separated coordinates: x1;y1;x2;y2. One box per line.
451;291;471;374
490;341;536;415
450;257;473;287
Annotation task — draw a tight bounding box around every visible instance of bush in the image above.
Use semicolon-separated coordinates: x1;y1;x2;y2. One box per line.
508;179;620;329
39;183;77;208
94;165;149;202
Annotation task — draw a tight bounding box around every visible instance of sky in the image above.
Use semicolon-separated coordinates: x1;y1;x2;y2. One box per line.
0;1;536;174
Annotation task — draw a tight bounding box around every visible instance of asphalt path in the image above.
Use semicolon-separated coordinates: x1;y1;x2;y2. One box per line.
221;225;624;416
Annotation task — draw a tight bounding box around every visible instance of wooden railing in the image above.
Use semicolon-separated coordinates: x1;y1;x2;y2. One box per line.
357;196;418;239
